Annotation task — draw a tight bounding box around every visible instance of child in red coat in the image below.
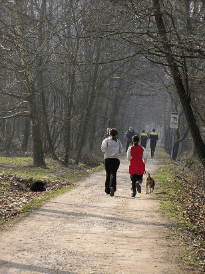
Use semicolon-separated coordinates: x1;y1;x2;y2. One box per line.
127;135;147;197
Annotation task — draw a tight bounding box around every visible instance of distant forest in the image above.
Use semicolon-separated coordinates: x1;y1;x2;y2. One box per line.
1;0;205;167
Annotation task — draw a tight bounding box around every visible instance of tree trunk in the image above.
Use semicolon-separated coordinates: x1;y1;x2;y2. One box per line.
88;105;99;151
41;89;59;161
64;118;71;165
153;0;205;166
64;100;72;165
75;41;101;165
28;88;46;167
14;1;46;167
3;119;15;153
37;0;59;161
172;128;180;160
22;118;30;152
64;70;75;165
172;127;190;160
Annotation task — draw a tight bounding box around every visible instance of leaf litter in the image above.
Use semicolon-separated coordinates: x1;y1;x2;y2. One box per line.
167;158;205;272
0;173;73;224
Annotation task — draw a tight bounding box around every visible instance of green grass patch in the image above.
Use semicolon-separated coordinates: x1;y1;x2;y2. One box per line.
93;163;104;172
165;234;174;239
155;152;189;227
0;156;33;166
0;167;54;180
0;156;102;182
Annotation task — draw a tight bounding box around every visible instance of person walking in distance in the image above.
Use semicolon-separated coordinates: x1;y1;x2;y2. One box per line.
149;129;158;158
140;130;148;148
101;128;123;197
127;135;147;197
124;127;137;152
103;128;111;139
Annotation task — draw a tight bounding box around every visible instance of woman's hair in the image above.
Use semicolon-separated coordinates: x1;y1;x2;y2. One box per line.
110;128;118;141
132;135;139;146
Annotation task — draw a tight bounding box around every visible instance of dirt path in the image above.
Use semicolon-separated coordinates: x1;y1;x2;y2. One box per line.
0;149;189;274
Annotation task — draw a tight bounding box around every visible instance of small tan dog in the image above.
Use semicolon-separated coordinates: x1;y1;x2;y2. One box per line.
145;172;155;194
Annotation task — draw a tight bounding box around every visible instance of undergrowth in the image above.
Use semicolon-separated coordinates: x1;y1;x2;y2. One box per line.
0;156;104;229
155;147;205;273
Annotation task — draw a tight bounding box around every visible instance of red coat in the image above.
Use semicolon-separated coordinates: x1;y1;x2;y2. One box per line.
129;145;145;175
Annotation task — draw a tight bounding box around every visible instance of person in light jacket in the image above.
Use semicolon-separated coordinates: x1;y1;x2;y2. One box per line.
101;128;123;197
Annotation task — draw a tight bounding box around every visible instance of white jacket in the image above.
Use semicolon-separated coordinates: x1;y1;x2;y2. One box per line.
101;138;123;159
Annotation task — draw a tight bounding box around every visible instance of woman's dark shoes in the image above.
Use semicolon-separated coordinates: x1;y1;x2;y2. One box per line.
105;188;110;194
110;187;114;197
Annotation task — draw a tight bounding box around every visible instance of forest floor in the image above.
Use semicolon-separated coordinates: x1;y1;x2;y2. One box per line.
0;147;203;274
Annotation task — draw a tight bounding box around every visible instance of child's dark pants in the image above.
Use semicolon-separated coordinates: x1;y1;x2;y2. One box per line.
130;174;143;196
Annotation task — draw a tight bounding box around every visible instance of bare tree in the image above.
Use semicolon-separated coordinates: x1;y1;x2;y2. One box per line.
1;0;187;166
108;0;205;165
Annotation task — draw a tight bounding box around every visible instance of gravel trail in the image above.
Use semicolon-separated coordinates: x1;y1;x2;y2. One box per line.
0;149;189;274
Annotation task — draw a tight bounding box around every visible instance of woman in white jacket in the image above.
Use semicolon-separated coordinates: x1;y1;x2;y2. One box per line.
101;128;123;197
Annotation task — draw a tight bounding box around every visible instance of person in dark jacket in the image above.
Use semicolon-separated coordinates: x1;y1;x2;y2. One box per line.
124;127;137;152
149;129;158;158
140;130;148;148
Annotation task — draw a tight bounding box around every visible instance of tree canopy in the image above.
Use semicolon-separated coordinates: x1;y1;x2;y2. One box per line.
0;0;204;165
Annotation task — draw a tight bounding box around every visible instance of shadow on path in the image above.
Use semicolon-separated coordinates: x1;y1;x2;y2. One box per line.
0;259;73;274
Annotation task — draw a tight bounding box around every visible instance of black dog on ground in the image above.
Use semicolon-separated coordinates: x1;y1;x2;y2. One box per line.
30;180;46;192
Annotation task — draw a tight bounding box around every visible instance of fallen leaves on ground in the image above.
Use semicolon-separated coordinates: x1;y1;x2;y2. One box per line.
178;178;205;268
0;173;73;224
172;158;205;271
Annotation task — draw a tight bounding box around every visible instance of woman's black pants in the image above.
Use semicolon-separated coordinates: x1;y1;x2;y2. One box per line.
104;158;120;193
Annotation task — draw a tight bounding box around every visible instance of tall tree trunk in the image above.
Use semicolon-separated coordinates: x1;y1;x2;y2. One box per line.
28;88;46;167
38;0;59;161
41;89;59;161
64;71;75;165
173;127;190;160
3;119;15;153
14;0;46;167
153;0;205;165
22;118;30;152
88;105;99;151
64;118;71;164
75;41;101;165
